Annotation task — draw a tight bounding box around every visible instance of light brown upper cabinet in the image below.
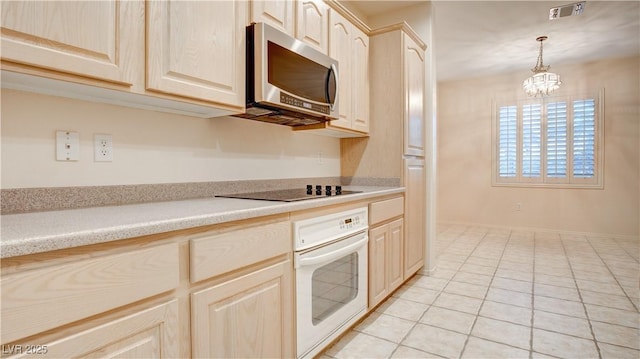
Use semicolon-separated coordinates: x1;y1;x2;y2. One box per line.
0;1;143;87
293;6;370;137
404;33;426;156
342;23;427;179
146;0;247;107
295;0;329;54
250;0;295;36
1;0;246;118
327;9;369;134
352;27;370;133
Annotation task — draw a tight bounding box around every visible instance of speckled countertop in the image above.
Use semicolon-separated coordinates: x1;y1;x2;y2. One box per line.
0;186;404;258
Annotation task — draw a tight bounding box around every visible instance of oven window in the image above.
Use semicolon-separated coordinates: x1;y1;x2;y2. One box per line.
311;252;359;325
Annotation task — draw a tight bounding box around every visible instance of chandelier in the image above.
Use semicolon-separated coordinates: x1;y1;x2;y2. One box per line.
522;36;561;97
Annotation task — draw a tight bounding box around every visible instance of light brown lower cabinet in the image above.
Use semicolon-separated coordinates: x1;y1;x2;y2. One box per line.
368;196;406;309
2;300;179;358
368;218;404;309
191;259;293;358
0;215;293;359
404;158;426;278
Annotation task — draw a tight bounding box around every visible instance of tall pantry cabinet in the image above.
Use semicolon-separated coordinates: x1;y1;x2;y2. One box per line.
342;22;427;280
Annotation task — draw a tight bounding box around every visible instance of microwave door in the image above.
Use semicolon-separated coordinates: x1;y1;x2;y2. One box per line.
252;22;339;120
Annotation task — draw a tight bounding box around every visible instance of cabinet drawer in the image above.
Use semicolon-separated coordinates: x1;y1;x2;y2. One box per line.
369;196;404;225
1;243;179;343
190;220;291;283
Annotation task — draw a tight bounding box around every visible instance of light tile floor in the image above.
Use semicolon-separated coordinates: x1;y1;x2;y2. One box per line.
323;224;640;359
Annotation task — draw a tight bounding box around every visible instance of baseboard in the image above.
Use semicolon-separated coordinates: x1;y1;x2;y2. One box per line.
437;220;640;241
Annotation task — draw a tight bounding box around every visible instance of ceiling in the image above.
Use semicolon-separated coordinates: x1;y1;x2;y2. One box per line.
343;1;640;81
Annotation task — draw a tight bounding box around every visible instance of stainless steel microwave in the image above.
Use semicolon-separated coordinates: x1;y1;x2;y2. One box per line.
235;22;339;127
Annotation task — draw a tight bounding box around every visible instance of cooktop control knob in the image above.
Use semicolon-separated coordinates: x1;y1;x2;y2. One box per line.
325;185;332;196
306;185;313;195
336;185;342;195
315;185;322;195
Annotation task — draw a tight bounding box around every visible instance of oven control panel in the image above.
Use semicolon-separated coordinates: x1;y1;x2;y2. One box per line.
339;216;361;230
293;207;368;251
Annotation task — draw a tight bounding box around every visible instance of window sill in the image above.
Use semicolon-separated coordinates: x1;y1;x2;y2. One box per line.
491;182;604;190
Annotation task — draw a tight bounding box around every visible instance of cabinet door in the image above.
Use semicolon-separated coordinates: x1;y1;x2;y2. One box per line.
387;218;404;292
147;1;247;107
368;225;389;308
404;33;425;156
1;1;142;86
404;159;425;277
328;10;352;129
295;0;328;54
250;0;294;36
192;260;293;358
352;27;370;133
7;300;179;358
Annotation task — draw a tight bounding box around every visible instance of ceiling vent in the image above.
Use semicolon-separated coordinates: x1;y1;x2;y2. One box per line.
549;1;586;20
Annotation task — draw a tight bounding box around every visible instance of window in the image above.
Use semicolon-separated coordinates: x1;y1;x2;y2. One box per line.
492;91;603;188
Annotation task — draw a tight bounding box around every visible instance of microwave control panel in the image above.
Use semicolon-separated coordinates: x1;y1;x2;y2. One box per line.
280;93;329;115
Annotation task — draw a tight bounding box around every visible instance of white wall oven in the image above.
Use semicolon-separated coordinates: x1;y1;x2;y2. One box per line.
294;207;368;359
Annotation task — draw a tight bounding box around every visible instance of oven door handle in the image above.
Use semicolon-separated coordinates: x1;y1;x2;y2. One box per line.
296;235;368;268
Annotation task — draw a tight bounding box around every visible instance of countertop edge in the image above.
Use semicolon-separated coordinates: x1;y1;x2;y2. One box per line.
1;187;404;258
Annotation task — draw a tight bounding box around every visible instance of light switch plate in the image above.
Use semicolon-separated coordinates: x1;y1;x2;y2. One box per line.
56;131;80;161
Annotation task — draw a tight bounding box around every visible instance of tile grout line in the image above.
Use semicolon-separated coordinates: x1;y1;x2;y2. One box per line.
584;236;640;313
332;223;469;358
326;226;639;359
558;234;603;359
611;237;640;265
458;229;515;359
326;226;464;359
385;225;471;359
393;226;488;359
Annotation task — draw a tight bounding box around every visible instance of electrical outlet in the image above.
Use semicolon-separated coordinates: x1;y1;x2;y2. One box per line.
94;134;113;162
515;202;522;212
56;131;80;161
316;151;323;165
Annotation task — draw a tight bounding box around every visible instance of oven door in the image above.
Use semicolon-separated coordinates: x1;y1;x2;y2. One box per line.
295;231;368;359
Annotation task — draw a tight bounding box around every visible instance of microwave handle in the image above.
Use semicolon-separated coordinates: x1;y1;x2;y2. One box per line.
327;64;338;111
296;235;367;268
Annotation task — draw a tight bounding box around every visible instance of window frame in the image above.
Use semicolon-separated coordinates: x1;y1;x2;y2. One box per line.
491;89;604;189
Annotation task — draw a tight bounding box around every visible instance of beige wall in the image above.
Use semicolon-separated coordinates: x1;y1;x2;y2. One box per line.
1;90;340;188
437;56;640;236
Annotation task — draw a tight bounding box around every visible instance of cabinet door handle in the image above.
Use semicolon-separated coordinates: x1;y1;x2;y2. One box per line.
326;63;338;111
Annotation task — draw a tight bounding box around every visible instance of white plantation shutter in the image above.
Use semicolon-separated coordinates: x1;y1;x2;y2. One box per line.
546;102;567;178
493;92;602;188
498;106;517;177
522;104;541;178
573;99;596;178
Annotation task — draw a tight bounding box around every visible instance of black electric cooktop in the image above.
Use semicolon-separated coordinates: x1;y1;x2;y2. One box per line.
216;186;361;202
